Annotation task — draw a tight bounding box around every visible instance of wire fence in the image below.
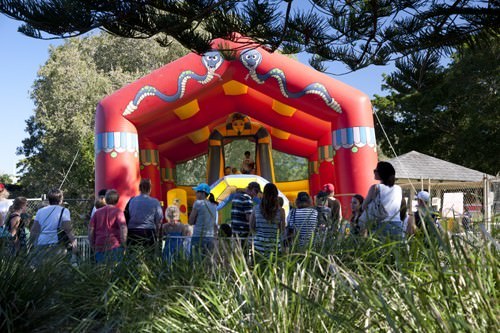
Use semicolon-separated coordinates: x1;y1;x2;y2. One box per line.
25;198;94;235
399;176;499;236
17;176;500;262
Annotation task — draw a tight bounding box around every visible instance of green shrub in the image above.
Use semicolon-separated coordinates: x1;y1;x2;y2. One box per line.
0;230;498;332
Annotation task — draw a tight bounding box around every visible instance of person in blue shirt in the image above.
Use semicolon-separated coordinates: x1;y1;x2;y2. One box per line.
125;179;163;250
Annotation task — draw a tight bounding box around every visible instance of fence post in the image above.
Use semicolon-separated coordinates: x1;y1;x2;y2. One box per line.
483;175;490;232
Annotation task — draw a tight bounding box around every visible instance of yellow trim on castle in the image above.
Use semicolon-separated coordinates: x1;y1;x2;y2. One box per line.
222;80;248;95
271;127;291;140
272;100;296;117
173;99;200;120
188;126;210;144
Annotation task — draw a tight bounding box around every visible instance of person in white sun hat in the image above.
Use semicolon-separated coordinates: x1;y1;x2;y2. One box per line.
408;190;441;238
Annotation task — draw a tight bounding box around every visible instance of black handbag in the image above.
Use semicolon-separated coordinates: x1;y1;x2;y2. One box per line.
57;208;71;249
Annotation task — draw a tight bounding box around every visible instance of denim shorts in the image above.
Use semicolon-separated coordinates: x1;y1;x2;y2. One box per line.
374;220;403;240
95;247;124;263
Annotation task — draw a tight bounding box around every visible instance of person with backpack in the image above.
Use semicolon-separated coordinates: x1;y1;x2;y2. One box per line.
315;190;332;230
313;191;334;247
3;197;28;256
322;184;342;233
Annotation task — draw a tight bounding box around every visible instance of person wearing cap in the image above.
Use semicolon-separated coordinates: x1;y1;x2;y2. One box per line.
189;183;218;257
230;181;262;240
408;190;441;237
125;179;163;249
0;183;13;228
314;191;333;236
321;183;342;233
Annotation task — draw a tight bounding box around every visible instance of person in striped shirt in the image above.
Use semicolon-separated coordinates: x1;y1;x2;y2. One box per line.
287;192;318;248
249;183;285;257
230;182;262;239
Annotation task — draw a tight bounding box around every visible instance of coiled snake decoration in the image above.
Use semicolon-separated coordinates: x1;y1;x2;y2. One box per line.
123;51;224;116
240;49;342;113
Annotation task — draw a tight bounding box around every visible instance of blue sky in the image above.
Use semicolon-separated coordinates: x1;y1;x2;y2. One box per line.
0;13;394;177
0;15;63;175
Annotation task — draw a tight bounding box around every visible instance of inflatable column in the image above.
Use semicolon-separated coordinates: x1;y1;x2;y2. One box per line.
160;157;176;201
318;132;335;192
255;127;275;183
308;151;320;197
139;138;162;201
207;130;224;185
95;102;140;210
333;96;378;213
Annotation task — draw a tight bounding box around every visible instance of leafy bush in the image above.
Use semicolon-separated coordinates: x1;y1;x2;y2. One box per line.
0;229;498;332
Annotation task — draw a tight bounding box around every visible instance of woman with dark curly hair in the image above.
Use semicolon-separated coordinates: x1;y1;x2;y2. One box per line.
249;183;285;256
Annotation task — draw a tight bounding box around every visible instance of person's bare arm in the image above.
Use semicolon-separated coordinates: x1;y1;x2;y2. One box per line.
10;216;21;252
30;220;41;245
280;208;286;234
188;207;198;225
362;185;377;210
88;215;95;249
406;215;416;235
120;223;128;247
249;210;256;234
62;221;78;254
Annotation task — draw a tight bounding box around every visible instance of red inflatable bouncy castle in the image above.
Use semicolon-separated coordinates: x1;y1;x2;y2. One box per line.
95;34;378;212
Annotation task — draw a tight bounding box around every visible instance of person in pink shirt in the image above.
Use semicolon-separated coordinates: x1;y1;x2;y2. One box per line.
89;189;127;263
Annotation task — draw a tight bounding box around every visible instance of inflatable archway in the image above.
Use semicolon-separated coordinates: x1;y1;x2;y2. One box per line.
207;113;274;184
95;34;378;213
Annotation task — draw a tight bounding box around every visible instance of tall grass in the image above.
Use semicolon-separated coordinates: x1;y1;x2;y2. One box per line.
1;228;498;332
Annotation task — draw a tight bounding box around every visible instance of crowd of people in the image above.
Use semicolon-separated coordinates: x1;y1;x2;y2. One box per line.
0;160;443;265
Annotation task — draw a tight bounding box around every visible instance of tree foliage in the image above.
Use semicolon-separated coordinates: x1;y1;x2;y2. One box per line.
372;37;500;175
0;0;498;72
17;34;187;197
0;174;13;184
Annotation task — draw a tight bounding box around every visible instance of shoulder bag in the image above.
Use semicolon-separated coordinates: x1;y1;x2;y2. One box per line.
360;185;388;226
57;208;72;249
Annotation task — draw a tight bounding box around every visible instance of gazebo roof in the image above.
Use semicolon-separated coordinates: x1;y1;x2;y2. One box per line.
387;151;492;182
